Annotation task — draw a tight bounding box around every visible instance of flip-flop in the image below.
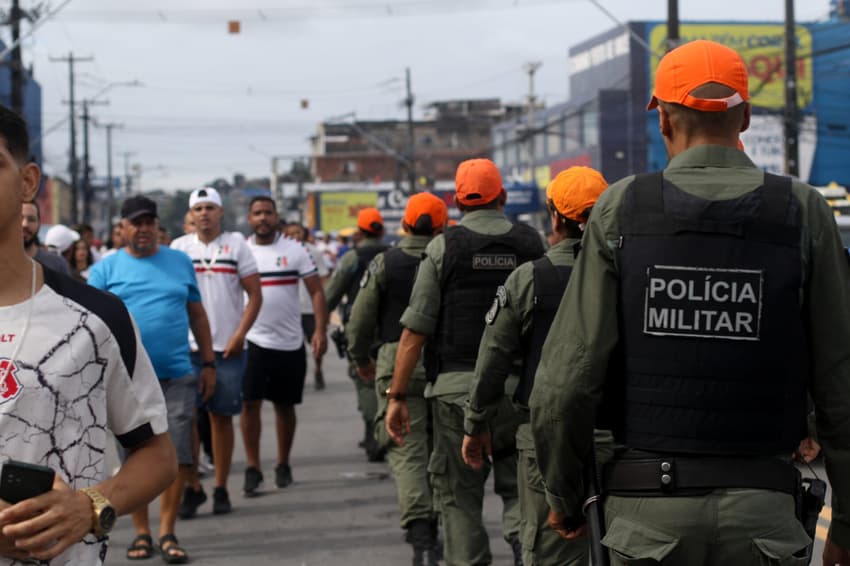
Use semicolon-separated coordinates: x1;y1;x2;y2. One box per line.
159;534;189;564
126;534;154;560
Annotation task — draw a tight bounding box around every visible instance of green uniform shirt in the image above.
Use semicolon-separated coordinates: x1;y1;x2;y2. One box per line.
400;209;519;396
529;145;850;547
346;235;432;392
464;238;580;435
325;237;386;313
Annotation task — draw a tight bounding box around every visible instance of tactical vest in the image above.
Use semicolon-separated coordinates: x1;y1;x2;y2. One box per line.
426;223;543;382
615;171;808;455
343;242;388;323
378;246;420;343
516;255;574;406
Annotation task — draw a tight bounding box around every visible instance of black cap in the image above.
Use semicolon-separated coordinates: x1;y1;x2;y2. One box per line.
121;195;158;220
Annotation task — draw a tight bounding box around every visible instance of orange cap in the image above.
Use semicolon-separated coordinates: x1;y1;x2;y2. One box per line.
455;159;503;206
648;40;749;112
403;192;448;231
357;207;384;234
546;166;608;222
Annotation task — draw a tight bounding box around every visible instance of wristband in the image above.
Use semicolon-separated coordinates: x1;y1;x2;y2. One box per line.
385;389;407;401
201;360;216;369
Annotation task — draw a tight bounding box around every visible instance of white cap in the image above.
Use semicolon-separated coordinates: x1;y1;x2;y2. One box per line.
189;187;222;208
315;230;325;238
44;225;80;253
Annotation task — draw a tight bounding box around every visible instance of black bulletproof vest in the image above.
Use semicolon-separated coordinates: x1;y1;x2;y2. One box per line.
343;242;388;322
615;171;808;456
516;255;573;406
427;223;543;381
378;247;420;343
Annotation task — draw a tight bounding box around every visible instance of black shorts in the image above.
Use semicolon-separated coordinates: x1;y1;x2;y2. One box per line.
243;341;307;405
301;314;315;341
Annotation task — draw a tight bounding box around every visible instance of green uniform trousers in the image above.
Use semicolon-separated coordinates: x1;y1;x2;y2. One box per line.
516;422;587;566
375;376;435;528
602;488;811;565
349;361;377;429
430;393;521;566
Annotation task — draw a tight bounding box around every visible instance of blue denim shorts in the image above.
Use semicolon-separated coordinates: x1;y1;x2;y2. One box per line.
191;351;246;416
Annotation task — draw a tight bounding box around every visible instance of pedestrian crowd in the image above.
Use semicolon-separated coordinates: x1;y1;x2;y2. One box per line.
0;37;849;566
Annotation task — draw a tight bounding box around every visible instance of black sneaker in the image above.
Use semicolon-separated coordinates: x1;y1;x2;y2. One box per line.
275;464;293;488
243;467;264;496
212;486;232;515
177;486;207;520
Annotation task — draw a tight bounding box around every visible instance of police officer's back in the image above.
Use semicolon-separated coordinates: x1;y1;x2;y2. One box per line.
530;40;850;565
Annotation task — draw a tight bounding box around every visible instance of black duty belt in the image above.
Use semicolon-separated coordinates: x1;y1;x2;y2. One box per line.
440;361;475;373
603;456;800;496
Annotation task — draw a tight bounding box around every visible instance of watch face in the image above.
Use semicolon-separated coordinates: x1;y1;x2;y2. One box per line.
99;506;117;532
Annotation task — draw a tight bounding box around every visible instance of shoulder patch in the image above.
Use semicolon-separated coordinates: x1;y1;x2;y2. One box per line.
496;285;508;307
369;260;378;275
485;296;500;325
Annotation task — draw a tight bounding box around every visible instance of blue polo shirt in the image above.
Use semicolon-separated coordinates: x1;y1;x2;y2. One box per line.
88;247;200;380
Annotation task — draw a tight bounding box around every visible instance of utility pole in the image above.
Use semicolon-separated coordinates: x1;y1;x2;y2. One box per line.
8;0;25;115
784;0;800;177
405;67;416;193
666;0;680;52
524;61;542;185
122;151;136;194
80;98;107;223
96;122;123;223
51;53;93;223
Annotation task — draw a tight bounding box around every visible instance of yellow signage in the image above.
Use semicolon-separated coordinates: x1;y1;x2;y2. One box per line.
319;192;378;232
648;24;813;110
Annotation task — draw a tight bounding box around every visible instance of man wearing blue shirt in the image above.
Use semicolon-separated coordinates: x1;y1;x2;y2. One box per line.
89;195;216;564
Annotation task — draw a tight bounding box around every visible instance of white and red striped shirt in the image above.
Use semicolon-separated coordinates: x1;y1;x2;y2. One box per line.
246;234;317;351
171;231;258;351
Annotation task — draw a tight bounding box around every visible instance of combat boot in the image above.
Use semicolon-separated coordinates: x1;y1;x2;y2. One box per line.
407;519;438;566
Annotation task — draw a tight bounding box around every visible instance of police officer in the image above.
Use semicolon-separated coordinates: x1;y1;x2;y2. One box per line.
462;167;607;566
325;207;389;461
386;158;545;566
530;39;850;565
347;192;449;566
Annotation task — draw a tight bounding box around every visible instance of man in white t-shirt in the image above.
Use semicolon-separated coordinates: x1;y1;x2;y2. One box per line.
0;103;176;565
171;187;262;516
243;197;327;493
284;223;330;390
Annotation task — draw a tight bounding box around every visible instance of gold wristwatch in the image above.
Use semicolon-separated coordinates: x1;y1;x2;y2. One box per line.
79;487;117;537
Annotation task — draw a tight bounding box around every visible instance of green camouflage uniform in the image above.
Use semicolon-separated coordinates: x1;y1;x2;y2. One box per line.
530;146;850;565
325;237;386;433
401;209;527;566
465;238;586;566
346;235;436;529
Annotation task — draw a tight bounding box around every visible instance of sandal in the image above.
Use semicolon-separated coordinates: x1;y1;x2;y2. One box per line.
126;534;154;560
159;534;189;564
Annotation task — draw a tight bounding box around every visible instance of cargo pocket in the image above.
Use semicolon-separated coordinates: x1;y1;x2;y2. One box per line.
601;516;679;565
427;451;450;512
752;523;811;566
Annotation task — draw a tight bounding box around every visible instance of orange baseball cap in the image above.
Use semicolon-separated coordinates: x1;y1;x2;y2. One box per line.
546;166;608;222
648;40;749;112
403;192;448;231
455;158;503;206
357;207;384;234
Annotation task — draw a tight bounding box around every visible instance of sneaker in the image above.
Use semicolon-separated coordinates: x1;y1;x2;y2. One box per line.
243;466;264;496
212;486;232;515
275;464;293;488
314;369;325;391
198;454;214;477
178;486;207;520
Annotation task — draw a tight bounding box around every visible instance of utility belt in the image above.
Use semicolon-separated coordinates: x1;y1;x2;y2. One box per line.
603;456;800;497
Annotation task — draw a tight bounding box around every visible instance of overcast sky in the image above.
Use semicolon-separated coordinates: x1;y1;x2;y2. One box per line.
20;0;832;191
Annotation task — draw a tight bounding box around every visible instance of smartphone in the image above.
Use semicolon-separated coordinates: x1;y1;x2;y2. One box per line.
0;460;55;504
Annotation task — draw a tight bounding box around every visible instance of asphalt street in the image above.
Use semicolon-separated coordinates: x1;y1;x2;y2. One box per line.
106;351;513;565
103;349;834;565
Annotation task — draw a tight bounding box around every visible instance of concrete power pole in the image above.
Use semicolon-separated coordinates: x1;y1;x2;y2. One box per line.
784;0;800;177
51;53;93;223
524;61;542;186
97;122;123;223
80;98;107;223
405;67;416;193
667;0;680;51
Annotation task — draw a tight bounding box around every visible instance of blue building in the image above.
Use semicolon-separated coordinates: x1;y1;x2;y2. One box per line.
493;17;850;189
0;41;42;164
